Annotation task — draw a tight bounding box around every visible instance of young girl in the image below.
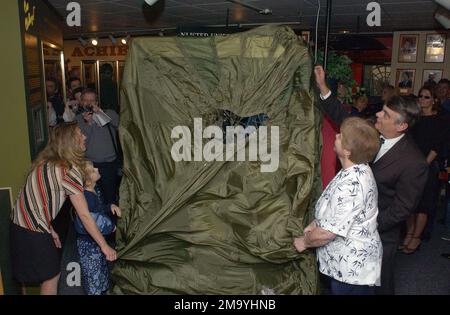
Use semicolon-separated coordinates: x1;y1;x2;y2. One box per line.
75;162;121;295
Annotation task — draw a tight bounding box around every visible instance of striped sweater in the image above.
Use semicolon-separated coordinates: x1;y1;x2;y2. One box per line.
11;163;84;233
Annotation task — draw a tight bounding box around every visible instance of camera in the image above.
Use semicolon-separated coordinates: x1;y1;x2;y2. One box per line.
81;105;94;113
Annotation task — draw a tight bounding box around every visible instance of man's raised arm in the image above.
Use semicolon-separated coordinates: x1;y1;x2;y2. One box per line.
314;65;350;126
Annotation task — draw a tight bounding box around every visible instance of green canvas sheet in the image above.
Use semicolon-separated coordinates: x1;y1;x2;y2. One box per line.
110;25;323;294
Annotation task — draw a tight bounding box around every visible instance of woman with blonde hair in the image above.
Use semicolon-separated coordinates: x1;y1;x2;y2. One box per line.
10;121;117;295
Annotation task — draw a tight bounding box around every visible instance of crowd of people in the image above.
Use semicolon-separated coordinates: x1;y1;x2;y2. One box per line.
8;63;450;295
10;70;122;295
307;66;450;295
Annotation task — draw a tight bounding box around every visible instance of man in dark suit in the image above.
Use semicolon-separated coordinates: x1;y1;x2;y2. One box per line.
314;66;428;295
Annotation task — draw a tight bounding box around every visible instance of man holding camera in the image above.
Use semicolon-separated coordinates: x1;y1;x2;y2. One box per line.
76;88;121;205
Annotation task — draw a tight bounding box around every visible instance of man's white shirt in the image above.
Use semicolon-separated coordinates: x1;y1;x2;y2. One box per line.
319;91;405;164
320;90;332;101
373;134;404;163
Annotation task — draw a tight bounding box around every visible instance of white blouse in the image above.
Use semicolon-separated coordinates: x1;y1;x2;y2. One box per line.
315;164;382;286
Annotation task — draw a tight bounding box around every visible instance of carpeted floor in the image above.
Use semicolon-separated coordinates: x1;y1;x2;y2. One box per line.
57;203;450;295
395;204;450;295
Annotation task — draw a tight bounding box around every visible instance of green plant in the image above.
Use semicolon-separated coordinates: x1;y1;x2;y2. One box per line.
316;50;356;104
316;51;356;90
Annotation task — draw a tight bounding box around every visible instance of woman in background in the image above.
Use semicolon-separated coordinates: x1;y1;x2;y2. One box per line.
401;86;447;253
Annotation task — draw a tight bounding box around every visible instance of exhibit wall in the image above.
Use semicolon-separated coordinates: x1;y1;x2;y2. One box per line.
391;30;450;95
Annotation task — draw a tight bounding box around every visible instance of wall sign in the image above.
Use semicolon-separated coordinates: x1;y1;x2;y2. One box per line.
23;0;36;31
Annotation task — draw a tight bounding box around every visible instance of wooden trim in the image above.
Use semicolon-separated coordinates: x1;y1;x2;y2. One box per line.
0;269;4;295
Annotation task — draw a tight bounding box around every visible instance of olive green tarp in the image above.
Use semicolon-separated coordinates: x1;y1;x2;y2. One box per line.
110;25;323;294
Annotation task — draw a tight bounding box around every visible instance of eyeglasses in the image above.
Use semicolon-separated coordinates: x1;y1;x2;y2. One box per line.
418;95;432;99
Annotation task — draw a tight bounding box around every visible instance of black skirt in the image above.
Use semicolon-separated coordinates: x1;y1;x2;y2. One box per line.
10;223;61;284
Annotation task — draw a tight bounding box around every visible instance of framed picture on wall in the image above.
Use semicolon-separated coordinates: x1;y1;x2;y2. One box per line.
425;34;446;63
398;34;419;63
422;69;443;86
396;69;415;95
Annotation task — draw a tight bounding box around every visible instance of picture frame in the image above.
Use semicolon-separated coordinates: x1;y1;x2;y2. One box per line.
82;60;99;93
422;69;443;86
31;106;45;148
42;41;66;103
396;69;415;95
398;34;419;63
425;33;446;63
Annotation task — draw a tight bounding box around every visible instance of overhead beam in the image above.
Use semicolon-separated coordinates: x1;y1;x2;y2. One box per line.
323;0;332;70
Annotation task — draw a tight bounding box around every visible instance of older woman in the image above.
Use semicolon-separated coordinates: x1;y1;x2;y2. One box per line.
294;117;382;295
10;122;117;295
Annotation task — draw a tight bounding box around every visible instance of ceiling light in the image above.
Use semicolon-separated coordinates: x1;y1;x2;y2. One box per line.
121;35;131;45
259;8;272;15
109;35;117;45
144;0;160;6
91;38;98;46
435;0;450;11
435;7;450;29
226;0;272;15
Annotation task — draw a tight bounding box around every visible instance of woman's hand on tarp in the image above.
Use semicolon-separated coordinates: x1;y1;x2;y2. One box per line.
293;237;307;253
304;220;317;234
101;244;117;261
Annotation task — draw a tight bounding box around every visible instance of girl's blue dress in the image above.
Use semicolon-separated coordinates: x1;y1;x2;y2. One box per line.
75;186;115;295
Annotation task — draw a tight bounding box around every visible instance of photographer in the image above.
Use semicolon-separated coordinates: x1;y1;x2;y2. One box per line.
76;88;121;205
61;87;84;123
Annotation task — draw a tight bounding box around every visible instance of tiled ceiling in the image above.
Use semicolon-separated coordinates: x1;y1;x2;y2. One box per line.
48;0;443;38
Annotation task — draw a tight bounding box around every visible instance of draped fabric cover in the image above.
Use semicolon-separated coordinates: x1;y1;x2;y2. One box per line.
110;25;323;294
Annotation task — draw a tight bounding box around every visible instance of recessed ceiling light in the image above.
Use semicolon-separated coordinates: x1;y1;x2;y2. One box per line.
121;35;131;45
